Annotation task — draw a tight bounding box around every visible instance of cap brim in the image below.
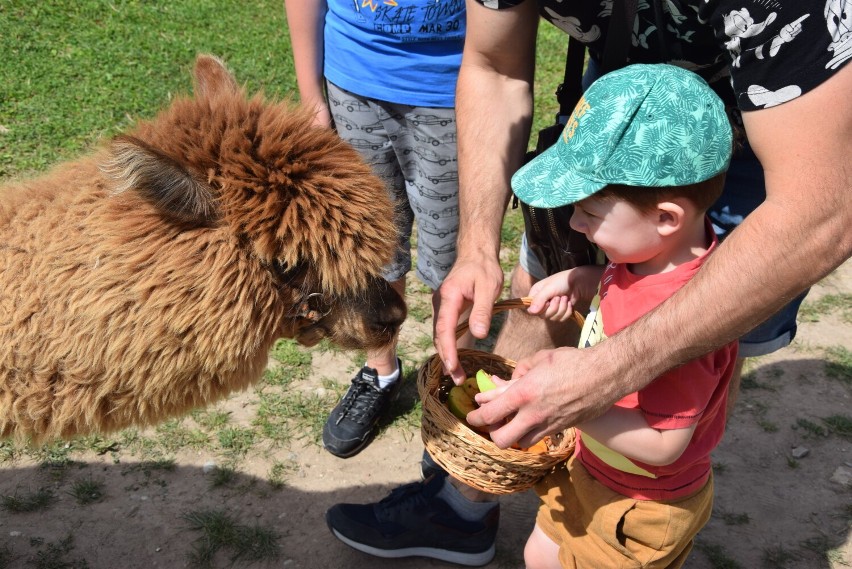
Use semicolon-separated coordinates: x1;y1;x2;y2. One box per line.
511;144;605;208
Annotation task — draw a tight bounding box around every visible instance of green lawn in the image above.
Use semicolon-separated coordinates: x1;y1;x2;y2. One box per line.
0;2;564;180
0;1;295;179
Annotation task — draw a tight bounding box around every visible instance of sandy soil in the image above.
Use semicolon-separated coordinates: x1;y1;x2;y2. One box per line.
1;260;850;569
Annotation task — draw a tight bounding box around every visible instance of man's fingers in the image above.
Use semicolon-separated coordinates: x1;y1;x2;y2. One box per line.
433;289;467;383
466;293;494;339
466;388;517;431
494;417;552;450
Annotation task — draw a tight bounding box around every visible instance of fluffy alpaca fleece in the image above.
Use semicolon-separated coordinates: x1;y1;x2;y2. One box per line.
0;55;407;442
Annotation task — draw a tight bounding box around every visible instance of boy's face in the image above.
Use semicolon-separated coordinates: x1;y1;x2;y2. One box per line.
569;195;664;265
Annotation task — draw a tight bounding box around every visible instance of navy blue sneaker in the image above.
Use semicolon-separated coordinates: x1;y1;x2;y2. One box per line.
326;474;498;566
322;359;403;458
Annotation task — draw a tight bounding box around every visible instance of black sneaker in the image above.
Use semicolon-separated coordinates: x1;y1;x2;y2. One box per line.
322;359;403;458
325;473;498;566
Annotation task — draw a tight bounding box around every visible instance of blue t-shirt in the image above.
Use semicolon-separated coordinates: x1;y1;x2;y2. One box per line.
324;0;466;108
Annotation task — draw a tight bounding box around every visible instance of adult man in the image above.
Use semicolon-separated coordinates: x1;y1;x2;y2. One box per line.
326;1;851;564
440;0;850;449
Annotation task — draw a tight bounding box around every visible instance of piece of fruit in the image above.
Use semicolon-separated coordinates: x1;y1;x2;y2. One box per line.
511;437;550;454
459;375;480;399
475;369;497;393
447;384;477;422
525;439;549;454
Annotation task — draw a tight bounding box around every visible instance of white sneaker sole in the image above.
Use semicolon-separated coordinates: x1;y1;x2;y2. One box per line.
330;527;496;567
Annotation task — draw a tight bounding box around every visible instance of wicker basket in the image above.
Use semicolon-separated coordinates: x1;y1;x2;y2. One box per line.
417;297;582;495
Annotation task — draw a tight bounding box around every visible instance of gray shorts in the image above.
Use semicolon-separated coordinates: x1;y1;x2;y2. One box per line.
326;81;459;290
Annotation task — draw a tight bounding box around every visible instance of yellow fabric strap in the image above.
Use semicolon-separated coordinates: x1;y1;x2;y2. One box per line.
580;431;657;478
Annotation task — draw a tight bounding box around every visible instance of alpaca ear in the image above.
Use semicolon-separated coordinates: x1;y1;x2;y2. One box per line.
192;54;239;99
100;135;217;225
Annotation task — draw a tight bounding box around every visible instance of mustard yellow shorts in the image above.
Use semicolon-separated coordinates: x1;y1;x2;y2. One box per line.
535;456;713;569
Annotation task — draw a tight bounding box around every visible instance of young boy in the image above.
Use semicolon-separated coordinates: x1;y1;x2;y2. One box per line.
505;63;738;568
286;0;467;459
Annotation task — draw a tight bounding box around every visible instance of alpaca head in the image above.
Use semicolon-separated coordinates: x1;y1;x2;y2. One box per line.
99;54;407;351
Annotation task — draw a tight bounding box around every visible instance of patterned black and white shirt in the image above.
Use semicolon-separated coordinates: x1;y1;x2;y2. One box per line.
476;0;851;111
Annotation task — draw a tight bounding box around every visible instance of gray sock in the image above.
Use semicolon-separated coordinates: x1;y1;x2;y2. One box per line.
436;476;498;521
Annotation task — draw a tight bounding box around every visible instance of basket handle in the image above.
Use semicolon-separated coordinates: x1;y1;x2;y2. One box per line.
454;297;585;340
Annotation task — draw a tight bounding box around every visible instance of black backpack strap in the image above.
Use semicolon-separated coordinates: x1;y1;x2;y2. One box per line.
602;0;639;73
555;36;586;117
555;0;641;118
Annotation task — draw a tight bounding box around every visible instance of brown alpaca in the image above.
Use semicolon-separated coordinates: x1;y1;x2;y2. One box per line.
0;55;407;442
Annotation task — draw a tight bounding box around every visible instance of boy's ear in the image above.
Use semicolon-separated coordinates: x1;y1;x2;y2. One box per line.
656;200;687;237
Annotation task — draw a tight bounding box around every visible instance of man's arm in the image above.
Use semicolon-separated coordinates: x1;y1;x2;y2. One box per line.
283;0;331;127
434;0;540;383
468;63;852;448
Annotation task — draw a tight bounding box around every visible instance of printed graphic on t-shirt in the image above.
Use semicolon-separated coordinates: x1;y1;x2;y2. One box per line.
578;290;604;349
475;0;848;111
350;0;465;42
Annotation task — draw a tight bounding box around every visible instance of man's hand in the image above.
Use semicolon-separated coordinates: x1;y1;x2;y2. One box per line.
433;249;504;384
466;346;625;448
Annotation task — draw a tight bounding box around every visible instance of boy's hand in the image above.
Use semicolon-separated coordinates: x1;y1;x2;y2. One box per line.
527;266;604;321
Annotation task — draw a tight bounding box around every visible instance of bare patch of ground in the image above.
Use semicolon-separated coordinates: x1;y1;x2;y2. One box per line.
1;261;849;569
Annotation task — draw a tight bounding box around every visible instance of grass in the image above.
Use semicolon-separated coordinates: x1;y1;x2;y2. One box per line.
695;541;742;569
1;487;56;513
824;346;852;384
799;293;852;324
205;463;239;489
793;418;830;438
267;459;298;489
822;414;852;440
181;509;280;567
68;477;106;506
0;1;295;180
30;535;89;569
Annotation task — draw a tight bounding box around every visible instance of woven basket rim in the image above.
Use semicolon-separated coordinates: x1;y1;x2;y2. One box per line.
418;299;579;495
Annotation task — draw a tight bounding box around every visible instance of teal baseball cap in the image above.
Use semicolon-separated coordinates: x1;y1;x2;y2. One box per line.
512;64;733;208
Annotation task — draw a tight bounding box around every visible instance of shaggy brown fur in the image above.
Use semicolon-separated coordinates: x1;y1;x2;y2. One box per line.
0;55;406;442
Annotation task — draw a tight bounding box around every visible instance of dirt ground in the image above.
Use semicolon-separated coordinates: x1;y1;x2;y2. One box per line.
1;259;850;569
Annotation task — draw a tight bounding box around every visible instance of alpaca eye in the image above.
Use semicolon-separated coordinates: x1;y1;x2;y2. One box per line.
274;260;301;280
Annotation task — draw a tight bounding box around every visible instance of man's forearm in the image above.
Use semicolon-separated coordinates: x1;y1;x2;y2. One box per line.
597;186;851;398
594;65;852;398
454;0;539;261
455;76;527;260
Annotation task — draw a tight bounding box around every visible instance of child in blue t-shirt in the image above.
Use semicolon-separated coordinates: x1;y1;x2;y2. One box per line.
285;1;466;459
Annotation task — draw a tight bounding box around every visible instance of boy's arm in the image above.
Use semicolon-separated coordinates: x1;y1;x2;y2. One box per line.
578;407;697;467
284;0;331;127
527;265;604;321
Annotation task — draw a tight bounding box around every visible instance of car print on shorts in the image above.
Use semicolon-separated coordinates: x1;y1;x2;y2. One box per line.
410;113;453;127
331;98;370;113
333;115;383;134
412;180;456;202
413;146;456;166
346;138;387;151
414;203;459;223
426;171;459;185
412;130;457;147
